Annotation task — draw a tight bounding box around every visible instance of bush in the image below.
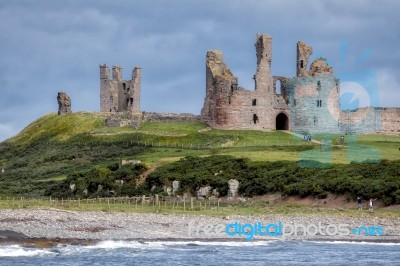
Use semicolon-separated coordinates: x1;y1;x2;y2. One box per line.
45;163;147;198
143;156;400;205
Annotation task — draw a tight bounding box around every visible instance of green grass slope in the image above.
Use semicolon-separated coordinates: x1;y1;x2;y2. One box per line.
0;112;399;197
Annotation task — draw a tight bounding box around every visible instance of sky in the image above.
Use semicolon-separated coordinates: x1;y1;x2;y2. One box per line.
0;0;399;141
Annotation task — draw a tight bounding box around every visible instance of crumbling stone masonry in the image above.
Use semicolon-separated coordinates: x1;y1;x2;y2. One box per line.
100;64;141;113
201;34;282;131
98;34;400;134
99;64;203;127
57;92;71;115
201;34;400;134
142;112;201;123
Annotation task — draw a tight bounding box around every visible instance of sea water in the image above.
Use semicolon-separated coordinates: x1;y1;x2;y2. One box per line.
0;240;399;265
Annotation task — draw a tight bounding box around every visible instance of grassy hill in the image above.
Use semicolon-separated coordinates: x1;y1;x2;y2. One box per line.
0;112;399;198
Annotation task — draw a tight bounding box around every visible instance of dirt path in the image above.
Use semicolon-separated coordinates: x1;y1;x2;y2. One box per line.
137;162;162;185
282;130;322;144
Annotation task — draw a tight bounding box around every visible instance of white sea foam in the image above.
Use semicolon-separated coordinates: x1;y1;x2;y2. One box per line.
84;240;277;250
308;240;400;246
0;245;53;257
85;240;165;250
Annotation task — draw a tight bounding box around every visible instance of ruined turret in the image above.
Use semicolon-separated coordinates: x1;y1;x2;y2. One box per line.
57;92;71;115
100;64;141;113
308;57;334;76
201;50;238;126
254;34;273;91
296;41;313;77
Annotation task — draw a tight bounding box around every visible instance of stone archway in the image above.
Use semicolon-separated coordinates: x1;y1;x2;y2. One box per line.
276;113;289;130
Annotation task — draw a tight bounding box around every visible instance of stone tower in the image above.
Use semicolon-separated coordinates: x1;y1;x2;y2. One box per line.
201;34;283;130
100;64;141;113
129;67;141;113
254;34;272;92
289;40;341;134
296;41;313;77
57;92;71;115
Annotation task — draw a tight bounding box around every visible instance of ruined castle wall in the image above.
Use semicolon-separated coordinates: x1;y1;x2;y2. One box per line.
100;64;141;113
129;67;141;113
117;80;131;112
287;75;341;134
112;65;122;81
339;107;400;134
254;34;272;92
201;50;238;127
100;66;119;112
218;88;266;130
273;76;288;98
142;112;201;123
380;108;400;134
339;108;380;134
201;34;284;131
57;92;71;115
296;41;313;77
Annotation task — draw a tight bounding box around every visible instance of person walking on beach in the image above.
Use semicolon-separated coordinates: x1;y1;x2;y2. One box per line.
357;197;362;210
369;198;377;211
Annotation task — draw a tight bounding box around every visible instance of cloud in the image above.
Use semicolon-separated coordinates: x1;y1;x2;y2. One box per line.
0;0;399;141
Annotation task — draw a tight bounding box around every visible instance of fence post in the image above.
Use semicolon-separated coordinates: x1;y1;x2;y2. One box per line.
190;198;194;210
142;195;145;205
108;198;110;210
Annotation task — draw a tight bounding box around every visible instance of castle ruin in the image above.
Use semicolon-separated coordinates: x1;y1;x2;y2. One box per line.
201;34;400;135
100;64;141;113
98;34;400;135
57;92;71;115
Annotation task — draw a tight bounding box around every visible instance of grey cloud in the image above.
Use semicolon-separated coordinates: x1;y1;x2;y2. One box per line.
0;0;399;141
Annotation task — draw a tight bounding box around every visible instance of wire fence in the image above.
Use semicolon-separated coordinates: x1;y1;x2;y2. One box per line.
114;140;316;150
0;196;244;212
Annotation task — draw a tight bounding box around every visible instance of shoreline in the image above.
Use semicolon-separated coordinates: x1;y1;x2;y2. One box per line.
1;235;400;249
1;209;399;248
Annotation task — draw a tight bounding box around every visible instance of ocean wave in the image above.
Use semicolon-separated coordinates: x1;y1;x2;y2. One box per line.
0;245;54;257
84;240;278;250
85;240;166;250
307;240;400;246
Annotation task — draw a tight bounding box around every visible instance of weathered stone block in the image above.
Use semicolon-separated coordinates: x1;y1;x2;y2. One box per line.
57;92;71;115
228;179;239;197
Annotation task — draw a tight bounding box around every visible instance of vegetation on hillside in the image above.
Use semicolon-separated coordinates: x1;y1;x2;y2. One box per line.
45;163;147;199
0;112;399;203
47;155;400;206
144;156;400;206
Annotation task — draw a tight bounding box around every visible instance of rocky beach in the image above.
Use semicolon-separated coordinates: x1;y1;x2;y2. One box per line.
1;209;399;247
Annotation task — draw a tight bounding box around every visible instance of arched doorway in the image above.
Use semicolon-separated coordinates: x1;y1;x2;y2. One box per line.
276;113;289;130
